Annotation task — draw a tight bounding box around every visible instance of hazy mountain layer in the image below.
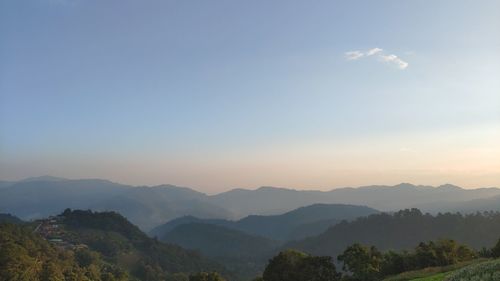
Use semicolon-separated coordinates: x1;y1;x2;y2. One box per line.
206;183;500;217
162;223;279;259
2;177;500;232
151;204;379;241
0;213;22;224
161;223;279;280
0;179;231;230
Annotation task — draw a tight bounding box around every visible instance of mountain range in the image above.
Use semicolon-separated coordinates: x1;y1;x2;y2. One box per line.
151;204;379;279
151;204;379;241
2;176;500;231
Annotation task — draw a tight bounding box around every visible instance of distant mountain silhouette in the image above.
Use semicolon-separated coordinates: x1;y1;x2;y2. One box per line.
161;223;279;280
90;185;230;230
0;178;230;230
151;204;379;241
2;177;500;232
206;183;500;217
0;181;15;189
422;193;500;214
150;216;232;237
0;213;23;224
162;223;279;259
0;179;129;220
20;175;68;182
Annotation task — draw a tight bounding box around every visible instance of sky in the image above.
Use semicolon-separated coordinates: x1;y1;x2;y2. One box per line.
1;0;499;193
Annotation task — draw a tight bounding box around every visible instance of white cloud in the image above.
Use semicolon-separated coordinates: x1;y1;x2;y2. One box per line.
345;51;364;60
380;54;409;69
366;48;383;56
344;47;409;70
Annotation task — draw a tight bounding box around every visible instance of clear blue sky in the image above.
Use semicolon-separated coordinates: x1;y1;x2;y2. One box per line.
1;0;499;192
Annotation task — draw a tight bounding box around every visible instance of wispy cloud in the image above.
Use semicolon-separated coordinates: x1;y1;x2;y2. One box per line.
345;51;364;60
379;54;409;70
366;48;383;56
344;48;409;70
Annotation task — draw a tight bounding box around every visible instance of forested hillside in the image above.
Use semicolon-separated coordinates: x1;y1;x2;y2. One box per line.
3;207;500;281
59;209;229;280
0;223;130;281
162;223;279;259
0;209;231;281
162;223;279;280
287;209;500;258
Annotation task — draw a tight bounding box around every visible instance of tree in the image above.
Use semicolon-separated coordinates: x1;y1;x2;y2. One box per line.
415;241;438;268
41;261;65;281
492;237;500;258
263;250;340;281
75;249;99;268
380;250;410;276
189;272;226;281
296;256;341;281
338;244;382;281
167;273;189;281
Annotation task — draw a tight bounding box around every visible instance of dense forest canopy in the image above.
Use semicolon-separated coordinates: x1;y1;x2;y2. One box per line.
0;209;230;281
288;209;500;258
0;222;130;281
3;207;500;281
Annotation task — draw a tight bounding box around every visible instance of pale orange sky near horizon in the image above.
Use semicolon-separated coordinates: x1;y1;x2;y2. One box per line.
3;124;499;194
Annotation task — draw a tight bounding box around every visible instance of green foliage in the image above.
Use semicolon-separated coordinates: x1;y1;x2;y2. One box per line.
75;249;99;267
478;247;492;258
189;272;227;281
382;259;485;281
0;223;129;281
262;250;341;281
490;237;500;258
411;272;447;281
1;210;229;281
288;209;500;259
166;272;189;281
339;240;476;281
338;244;383;281
444;259;500;281
60;209;228;280
414;240;475;268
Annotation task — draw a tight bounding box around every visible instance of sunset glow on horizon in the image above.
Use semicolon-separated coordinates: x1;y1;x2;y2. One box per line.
1;1;499;193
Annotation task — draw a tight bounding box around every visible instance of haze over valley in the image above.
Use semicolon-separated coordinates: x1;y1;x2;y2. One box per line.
2;177;500;231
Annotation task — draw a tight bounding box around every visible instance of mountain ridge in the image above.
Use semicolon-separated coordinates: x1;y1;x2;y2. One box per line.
150;203;379;241
2;176;500;232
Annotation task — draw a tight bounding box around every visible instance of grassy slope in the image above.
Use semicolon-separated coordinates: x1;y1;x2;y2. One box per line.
444;259;500;281
383;259;488;281
411;272;447;281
